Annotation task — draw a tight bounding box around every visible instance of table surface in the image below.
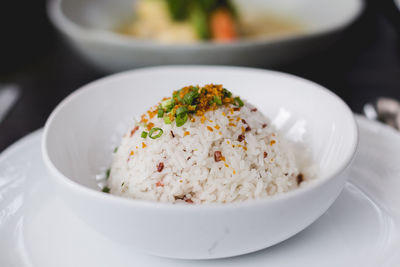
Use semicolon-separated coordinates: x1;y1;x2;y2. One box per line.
1;0;400;152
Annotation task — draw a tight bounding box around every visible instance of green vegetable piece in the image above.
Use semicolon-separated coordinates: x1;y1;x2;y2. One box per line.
183;90;199;105
161;98;175;112
164;115;172;124
234;97;244;107
149;127;164;139
106;168;111;179
102;186;110;193
141;131;148;138
176;106;188;116
223;88;232;97
166;0;189;21
157;108;164;118
161;100;168;109
213;96;222;105
113;147;118;153
190;5;210;40
176;113;188;127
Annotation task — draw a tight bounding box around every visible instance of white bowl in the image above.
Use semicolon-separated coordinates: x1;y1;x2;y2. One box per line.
42;66;358;259
48;0;363;73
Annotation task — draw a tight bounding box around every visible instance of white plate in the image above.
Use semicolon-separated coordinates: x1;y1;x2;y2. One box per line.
1;116;400;267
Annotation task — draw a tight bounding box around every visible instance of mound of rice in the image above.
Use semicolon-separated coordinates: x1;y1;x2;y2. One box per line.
108;85;309;204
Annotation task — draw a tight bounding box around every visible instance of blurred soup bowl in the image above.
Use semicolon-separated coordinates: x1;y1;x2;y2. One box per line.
48;0;363;72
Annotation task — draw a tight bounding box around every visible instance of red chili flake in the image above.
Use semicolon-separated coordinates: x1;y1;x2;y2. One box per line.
214;151;223;162
297;173;304;185
130;126;139;137
251;108;257;112
245;126;251;132
156;181;164;187
187;156;191;160
233;107;241;111
157;162;164;172
264;152;268;158
185;199;193;203
170;130;175;138
262;123;267;128
241;119;247;124
238;134;245;142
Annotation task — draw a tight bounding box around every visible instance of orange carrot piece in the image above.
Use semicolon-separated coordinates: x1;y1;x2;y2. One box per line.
210;9;237;42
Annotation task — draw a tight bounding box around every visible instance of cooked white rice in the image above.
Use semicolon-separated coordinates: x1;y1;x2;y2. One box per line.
108;99;311;204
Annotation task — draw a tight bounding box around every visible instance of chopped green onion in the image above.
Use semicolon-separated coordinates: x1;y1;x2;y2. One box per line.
176;113;188;127
113;147;118;153
102;186;110;193
223;88;232;97
234;97;244;107
213;96;222;105
157;108;164;118
174;90;184;102
176;106;188;116
164;115;172;124
106;168;111;179
183;90;199;105
149;127;164;139
161;99;171;109
161;98;175;112
141;131;148;138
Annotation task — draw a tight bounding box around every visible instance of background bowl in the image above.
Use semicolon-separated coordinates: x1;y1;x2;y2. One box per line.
42;66;358;259
48;0;363;73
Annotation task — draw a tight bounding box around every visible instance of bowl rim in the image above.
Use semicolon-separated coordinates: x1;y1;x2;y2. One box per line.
47;0;364;49
42;65;359;210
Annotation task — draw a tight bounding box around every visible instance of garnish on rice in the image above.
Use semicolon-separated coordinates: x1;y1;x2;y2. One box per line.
139;84;244;137
127;84;244;140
